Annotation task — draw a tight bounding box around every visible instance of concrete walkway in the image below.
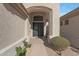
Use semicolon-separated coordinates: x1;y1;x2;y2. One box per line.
27;37;48;56
27;37;79;56
27;37;57;56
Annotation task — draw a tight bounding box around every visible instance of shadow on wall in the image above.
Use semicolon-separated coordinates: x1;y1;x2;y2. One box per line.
3;3;27;20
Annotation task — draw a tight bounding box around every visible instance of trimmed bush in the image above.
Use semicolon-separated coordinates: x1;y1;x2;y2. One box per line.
51;36;70;56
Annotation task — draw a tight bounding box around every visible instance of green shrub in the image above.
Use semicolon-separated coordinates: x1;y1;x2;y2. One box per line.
23;40;32;48
16;46;26;56
16;40;31;56
51;36;70;56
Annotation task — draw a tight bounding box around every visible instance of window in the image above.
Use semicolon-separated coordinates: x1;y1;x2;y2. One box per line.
60;21;63;26
33;16;43;21
65;20;69;25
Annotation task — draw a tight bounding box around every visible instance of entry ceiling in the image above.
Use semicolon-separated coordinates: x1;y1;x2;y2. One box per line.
25;6;51;14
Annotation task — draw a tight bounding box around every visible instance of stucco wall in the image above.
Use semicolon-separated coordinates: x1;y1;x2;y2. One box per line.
60;15;79;48
52;4;60;37
0;4;25;55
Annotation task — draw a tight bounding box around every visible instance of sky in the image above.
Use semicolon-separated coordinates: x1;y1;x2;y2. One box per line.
60;3;79;16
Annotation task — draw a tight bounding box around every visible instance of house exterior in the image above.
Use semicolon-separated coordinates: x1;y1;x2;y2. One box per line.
0;3;60;55
60;7;79;49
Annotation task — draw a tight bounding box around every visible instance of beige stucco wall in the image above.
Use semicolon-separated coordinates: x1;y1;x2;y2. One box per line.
0;4;25;55
52;4;60;37
61;14;79;48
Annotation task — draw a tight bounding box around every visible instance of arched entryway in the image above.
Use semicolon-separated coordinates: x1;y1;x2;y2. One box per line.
25;6;52;38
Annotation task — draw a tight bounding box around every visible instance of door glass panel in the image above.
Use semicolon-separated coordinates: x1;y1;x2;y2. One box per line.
38;23;44;36
33;23;38;36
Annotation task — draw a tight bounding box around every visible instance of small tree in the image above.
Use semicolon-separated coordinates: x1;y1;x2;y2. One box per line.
51;36;70;56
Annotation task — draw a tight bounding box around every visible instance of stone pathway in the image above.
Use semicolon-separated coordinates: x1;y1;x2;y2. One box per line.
27;37;79;56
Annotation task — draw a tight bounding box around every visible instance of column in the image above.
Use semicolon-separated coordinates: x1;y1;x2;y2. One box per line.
48;10;53;39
